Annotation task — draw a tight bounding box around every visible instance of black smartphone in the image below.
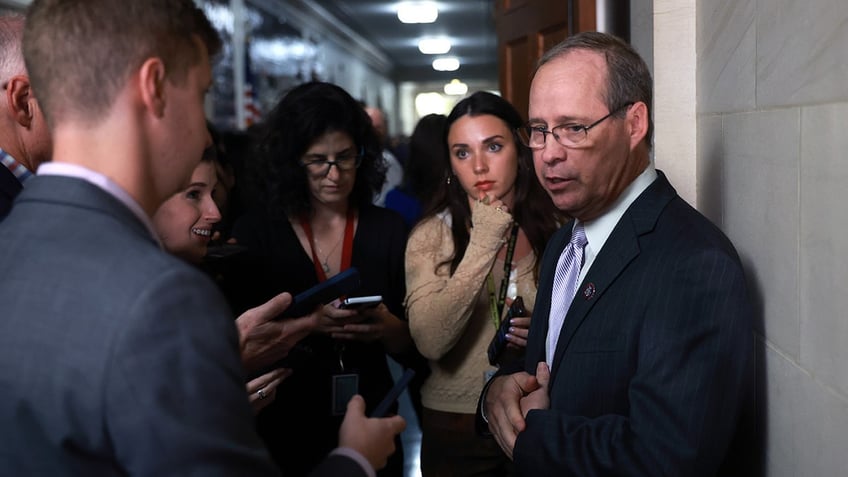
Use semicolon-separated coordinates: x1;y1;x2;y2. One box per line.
280;267;361;318
339;295;382;311
370;369;416;418
487;296;526;366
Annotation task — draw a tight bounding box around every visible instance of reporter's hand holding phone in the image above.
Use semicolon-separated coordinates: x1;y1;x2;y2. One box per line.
314;302;366;335
338;395;406;472
325;302;413;354
503;296;531;349
316;301;388;342
330;302;387;343
236;291;320;374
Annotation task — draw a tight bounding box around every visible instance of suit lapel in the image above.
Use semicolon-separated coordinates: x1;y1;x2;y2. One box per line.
548;217;640;383
548;172;677;387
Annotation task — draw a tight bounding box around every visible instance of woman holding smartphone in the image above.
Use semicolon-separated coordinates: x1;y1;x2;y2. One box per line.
152;148;297;414
405;92;564;476
227;82;413;477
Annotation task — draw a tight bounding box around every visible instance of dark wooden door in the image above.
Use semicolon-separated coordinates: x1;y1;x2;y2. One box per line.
495;0;596;120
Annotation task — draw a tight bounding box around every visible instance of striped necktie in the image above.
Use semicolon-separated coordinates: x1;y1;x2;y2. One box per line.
546;223;588;365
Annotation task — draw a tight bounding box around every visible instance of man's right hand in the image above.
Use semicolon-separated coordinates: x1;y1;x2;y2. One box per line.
485;371;541;459
338;395;406;471
236;292;319;374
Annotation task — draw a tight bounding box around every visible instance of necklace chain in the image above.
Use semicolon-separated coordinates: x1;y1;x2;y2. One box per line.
301;208;353;279
312;232;343;274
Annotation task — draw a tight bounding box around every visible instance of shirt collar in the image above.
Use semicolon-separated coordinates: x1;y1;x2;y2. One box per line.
577;163;657;267
37;162;162;248
0;148;34;184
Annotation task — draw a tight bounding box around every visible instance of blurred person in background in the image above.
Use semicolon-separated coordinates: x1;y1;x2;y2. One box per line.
385;113;447;230
365;105;403;207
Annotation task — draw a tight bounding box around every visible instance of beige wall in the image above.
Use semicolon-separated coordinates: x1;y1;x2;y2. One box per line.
655;0;848;474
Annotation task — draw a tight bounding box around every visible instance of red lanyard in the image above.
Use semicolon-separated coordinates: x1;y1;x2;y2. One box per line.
300;207;356;282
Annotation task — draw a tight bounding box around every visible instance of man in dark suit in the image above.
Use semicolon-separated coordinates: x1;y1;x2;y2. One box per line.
480;32;753;475
0;13;51;219
0;1;402;475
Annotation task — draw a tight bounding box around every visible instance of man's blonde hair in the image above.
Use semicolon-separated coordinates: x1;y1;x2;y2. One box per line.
23;0;221;129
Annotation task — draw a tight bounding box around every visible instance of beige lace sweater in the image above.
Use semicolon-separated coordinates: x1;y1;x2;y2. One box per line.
405;202;538;414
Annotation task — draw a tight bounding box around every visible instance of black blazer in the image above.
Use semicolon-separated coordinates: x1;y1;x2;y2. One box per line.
495;172;754;476
0;164;22;219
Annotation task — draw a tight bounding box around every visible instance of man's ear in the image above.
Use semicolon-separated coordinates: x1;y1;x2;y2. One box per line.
6;75;35;128
138;57;167;118
627;101;649;150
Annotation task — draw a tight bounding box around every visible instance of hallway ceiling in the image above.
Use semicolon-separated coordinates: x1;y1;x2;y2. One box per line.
308;0;498;83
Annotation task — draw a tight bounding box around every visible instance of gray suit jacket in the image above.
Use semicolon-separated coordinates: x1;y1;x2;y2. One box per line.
0;176;367;476
508;172;754;476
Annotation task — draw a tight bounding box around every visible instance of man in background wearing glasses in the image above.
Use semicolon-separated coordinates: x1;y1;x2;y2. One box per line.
479;32;754;475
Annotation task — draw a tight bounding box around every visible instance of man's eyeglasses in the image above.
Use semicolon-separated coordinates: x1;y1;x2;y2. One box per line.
517;102;634;149
299;147;364;176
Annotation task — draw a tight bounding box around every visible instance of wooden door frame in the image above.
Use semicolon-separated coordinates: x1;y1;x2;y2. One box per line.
495;0;596;119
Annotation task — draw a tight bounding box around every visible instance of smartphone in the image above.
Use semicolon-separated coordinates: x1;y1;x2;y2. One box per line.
280;267;361;318
339;295;382;311
370;369;416;418
487;296;527;366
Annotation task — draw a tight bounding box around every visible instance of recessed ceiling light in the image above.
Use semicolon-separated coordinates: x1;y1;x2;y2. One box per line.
444;79;468;96
418;38;451;55
415;92;448;117
432;57;460;72
397;2;438;24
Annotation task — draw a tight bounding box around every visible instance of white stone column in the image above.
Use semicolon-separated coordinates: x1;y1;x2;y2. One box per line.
653;0;697;205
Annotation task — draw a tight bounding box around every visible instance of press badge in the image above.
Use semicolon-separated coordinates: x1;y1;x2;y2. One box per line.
331;373;359;416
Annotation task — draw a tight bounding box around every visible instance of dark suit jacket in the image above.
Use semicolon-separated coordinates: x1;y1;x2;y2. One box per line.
0;163;22;219
0;176;368;477
503;172;754;476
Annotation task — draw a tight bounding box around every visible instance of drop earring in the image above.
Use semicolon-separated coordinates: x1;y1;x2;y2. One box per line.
446;175;452;185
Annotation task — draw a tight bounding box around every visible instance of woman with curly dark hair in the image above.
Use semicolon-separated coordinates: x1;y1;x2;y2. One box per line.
230;81;412;477
405;91;566;476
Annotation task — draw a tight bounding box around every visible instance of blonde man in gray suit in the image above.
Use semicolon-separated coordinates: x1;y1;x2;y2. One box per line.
0;1;403;475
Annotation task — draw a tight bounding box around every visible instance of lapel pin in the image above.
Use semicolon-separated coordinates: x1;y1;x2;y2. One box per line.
583;283;596;300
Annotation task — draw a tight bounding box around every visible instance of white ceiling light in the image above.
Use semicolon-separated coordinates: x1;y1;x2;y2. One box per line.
415;92;448;117
418;38;451;55
397;2;438;24
432;57;460;72
444;79;468;96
